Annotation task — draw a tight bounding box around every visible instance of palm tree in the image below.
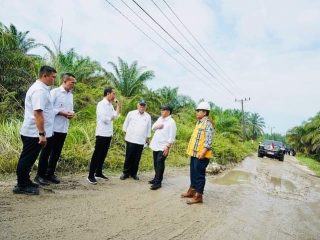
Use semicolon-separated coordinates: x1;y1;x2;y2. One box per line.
107;57;154;97
2;23;40;53
247;113;265;140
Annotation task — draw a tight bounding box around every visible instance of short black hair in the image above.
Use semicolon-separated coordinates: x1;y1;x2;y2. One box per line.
161;105;173;114
61;72;76;81
104;87;114;96
39;66;57;78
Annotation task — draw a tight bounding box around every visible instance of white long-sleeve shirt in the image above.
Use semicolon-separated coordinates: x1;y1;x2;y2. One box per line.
149;115;176;151
51;86;74;133
123;110;151;145
20;80;54;138
95;98;119;137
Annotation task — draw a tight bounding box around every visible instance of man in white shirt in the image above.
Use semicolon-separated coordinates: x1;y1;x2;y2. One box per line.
39;73;76;184
149;105;177;190
14;66;57;195
87;87;120;184
120;100;151;180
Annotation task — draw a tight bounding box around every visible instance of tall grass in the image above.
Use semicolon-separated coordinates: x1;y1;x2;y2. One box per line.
0;119;255;174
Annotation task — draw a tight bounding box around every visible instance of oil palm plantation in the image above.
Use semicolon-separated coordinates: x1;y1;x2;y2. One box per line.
247;113;265;140
107;57;154;97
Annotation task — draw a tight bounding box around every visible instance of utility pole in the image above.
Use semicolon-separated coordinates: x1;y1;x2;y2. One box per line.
270;126;275;139
235;97;251;141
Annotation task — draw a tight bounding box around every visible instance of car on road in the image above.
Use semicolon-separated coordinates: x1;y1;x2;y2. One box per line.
258;140;285;161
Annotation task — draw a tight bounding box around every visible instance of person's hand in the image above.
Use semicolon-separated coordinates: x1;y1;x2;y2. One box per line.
66;111;75;119
38;136;47;146
197;149;207;159
163;146;170;157
156;124;164;130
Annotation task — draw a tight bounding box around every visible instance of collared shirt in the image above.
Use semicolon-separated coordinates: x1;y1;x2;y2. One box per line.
51;86;74;133
199;116;213;149
123;110;151;145
150;115;177;151
95;98;119;137
20;80;54;137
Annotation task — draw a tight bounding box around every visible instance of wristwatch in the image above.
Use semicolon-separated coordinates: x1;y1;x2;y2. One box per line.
39;131;46;136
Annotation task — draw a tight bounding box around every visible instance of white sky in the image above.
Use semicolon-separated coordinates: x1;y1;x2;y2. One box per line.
1;0;319;134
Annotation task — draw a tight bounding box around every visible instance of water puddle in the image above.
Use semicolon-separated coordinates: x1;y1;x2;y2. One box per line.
213;170;253;185
270;176;296;192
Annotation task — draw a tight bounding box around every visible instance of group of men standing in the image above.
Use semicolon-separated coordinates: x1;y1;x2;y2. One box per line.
14;65;214;205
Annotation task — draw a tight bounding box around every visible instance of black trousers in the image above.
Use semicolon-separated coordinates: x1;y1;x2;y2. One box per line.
16;135;42;187
153;151;168;185
123;141;144;176
89;136;112;178
47;132;67;176
36;136;54;177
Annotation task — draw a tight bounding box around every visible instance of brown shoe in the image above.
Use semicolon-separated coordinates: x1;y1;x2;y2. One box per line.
181;187;196;198
187;192;203;204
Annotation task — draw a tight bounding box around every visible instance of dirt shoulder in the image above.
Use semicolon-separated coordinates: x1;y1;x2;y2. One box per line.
1;156;320;240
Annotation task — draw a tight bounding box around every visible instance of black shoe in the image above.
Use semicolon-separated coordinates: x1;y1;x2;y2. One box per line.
34;176;50;185
132;175;139;180
120;174;129;180
150;184;161;190
148;179;155;184
94;173;109;181
27;180;39;188
87;176;97;185
47;175;61;184
13;185;39;195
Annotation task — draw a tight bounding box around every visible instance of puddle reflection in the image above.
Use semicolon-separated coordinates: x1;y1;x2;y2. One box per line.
213;170;253;185
270;177;296;192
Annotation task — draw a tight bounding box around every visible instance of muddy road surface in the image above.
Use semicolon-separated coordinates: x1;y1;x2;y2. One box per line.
1;155;320;240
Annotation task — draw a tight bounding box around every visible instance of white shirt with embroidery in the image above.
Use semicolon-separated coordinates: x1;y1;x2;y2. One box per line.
123;110;151;145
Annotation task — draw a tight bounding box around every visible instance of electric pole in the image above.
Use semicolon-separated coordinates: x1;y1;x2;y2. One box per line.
235;97;251;141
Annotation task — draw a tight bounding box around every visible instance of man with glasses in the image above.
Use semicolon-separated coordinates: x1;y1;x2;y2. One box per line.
181;101;214;204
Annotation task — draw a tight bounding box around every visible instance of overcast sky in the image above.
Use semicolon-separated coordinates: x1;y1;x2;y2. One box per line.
1;0;319;134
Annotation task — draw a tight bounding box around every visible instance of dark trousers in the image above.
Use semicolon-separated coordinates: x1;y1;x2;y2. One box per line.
190;156;209;194
16;135;42;187
153;151;168;185
36;136;54;177
88;136;112;178
47;132;67;176
123;141;144;176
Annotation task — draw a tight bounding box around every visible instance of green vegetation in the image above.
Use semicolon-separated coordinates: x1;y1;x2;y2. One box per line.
286;113;320;161
0;22;261;174
296;154;320;176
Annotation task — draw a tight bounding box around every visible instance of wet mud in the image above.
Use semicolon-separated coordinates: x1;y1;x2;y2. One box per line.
1;155;320;239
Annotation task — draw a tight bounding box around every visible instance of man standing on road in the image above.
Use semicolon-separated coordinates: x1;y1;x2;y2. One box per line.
120;100;151;180
40;73;76;184
87;87;120;184
13;66;57;195
181;101;214;204
149;105;176;190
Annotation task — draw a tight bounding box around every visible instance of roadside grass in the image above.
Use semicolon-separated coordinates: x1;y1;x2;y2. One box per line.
0;120;255;175
296;154;320;177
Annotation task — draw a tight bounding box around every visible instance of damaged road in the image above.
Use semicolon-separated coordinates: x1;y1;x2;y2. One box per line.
1;155;320;240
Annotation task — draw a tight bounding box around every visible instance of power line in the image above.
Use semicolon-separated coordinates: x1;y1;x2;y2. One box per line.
119;0;221;90
104;0;224;96
162;0;244;95
151;0;241;96
131;0;235;97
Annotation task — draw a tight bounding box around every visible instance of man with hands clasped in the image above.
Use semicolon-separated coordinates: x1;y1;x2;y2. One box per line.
149;105;176;190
